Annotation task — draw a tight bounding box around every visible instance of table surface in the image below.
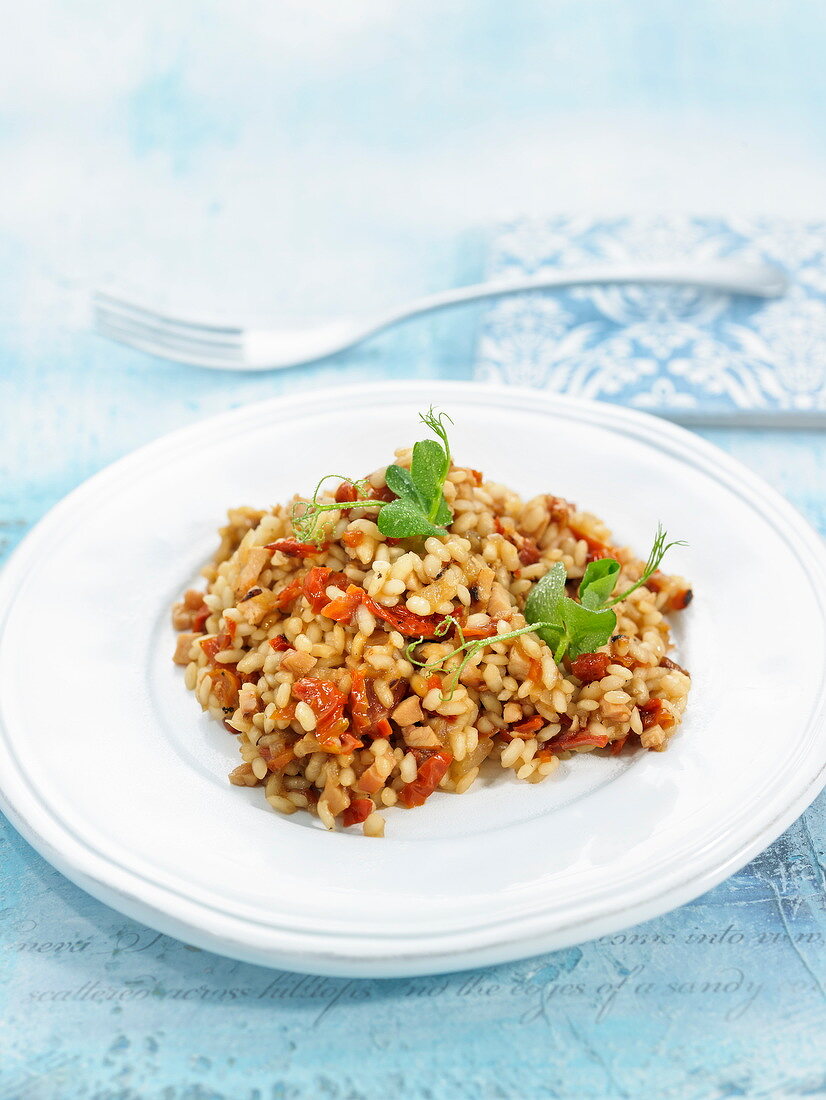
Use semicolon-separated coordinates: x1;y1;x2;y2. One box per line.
2;273;826;1100
3;3;826;1097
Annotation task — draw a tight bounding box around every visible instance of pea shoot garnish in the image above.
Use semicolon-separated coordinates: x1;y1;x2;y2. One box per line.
292;408;455;544
291;473;375;545
380;408;454;538
524;524;685;662
407;525;685;691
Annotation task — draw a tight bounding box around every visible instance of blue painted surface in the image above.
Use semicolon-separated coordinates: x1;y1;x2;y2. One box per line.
2;3;826;1096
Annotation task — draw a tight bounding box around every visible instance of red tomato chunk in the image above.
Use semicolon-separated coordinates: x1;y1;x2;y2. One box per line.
400;749;453;808
292;678;362;754
303;566;348;613
266;538;330;558
570;652;611;683
342;798;374;827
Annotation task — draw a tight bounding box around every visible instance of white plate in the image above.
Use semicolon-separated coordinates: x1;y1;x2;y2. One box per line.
1;381;825;978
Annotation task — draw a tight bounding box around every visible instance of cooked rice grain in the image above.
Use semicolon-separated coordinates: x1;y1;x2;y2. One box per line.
173;456;692;836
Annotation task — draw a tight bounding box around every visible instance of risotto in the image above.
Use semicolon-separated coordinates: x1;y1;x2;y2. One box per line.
172;412;691;837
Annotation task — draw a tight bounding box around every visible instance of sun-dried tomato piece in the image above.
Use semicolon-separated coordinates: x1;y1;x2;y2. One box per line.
266;538;330;558
570;652;612;683
302;566;348;613
207;667;241;709
549;730;610;752
273;575;304;610
638;697;674;731
669;588;693;611
292;677;363;753
335;481;359;505
569;525;612;563
320;584;365;623
364;596;442;638
372;483;396;503
349;669;405;739
349;668;372;737
511;715;544;736
518;537;541;566
259;743;295;771
400;750;453;808
660;656;690;677
342;797;374;827
191;605;210;633
200;631;234;665
461;622;499;640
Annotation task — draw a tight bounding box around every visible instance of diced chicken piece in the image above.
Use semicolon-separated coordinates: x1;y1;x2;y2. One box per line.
171;603;192;630
546;495;573;525
503;702;523;724
172;590;208;630
320;780;350;817
475;566;495;607
236;590;281;625
281;650;317;677
402;724;442;748
234;546;271;599
229;763;258;787
392;695;424;727
239;681;259;717
640;724;667;751
486;581;512;618
173;632;199;665
356;753;395;794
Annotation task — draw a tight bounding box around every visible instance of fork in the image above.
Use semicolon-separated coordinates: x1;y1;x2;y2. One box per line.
93;260;788;371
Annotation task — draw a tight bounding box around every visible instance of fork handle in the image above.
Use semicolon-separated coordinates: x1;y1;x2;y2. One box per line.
243;259;787;368
369;260;787;329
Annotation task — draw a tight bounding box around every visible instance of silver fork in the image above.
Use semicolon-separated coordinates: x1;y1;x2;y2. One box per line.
93;260;788;371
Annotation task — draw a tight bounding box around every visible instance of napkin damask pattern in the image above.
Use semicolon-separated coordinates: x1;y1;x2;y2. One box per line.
476;216;826;413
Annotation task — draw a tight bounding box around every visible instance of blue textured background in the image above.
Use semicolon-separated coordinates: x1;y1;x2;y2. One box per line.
2;3;826;1097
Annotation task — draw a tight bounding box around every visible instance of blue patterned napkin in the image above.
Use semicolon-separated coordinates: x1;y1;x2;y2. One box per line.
475;216;826;420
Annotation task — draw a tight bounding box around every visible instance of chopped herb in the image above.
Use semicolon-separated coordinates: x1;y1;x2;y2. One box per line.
408;526;685;691
292;408;455;544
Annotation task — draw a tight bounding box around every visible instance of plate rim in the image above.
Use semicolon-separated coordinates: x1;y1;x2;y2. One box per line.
1;379;825;977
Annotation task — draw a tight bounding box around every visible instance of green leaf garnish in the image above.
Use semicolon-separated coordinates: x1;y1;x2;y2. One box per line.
604;524;686;607
381;408;454;536
377;497;448;539
578;558;621;609
291;474;374;546
408;526;685;687
384;464;420;505
292;407;455;544
524;561;566;624
556;600;617;661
